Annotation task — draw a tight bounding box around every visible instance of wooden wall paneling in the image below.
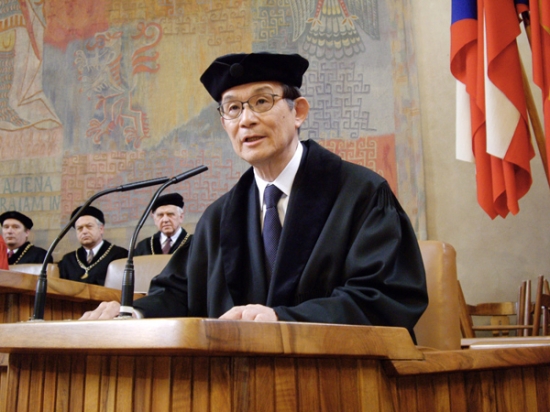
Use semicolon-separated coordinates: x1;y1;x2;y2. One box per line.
254;357;275;412
28;355;46;411
83;355;102;412
134;356;154;412
8;294;18;323
415;374;451;411
54;355;71;412
521;367;541;412
317;358;341;411
466;371;497;411
5;355;20;412
274;358;298;412
192;357;210;411
231;357;252;412
102;355;119;412
115;356;135;412
338;358;362;412
494;368;527;411
69;355;87;412
535;365;550;412
171;357;192;412
151;356;172;411
0;353;9;412
43;355;59;412
394;376;417;412
16;354;33;412
358;359;395;412
447;373;468;412
18;294;31;322
296;358;320;412
209;357;231;412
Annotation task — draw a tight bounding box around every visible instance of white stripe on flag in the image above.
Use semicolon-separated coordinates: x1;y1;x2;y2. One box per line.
456;80;474;162
483;12;520;159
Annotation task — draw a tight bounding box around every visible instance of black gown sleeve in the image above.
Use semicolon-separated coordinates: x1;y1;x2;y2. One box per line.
132;235;193;317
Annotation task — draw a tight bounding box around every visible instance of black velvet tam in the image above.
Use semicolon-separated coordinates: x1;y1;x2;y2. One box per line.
200;52;309;102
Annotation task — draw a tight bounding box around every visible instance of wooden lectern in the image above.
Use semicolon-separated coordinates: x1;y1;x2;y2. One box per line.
1;318;550;412
0;269;138;323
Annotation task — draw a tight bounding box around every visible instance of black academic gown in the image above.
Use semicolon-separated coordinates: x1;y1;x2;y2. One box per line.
134;140;428;339
8;242;52;265
58;241;128;285
134;229;189;256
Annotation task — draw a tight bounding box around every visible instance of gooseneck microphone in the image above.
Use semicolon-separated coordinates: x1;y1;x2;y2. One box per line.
117;165;208;318
31;176;171;321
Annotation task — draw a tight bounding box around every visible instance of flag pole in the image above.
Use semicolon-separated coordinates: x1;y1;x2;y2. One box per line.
519;10;550;187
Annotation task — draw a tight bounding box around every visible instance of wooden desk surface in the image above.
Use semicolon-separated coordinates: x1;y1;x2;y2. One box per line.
0;318;423;359
0;269;139;303
2;320;550;412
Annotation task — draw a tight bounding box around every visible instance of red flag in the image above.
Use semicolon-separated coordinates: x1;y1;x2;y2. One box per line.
530;0;550;178
451;0;534;218
0;237;8;270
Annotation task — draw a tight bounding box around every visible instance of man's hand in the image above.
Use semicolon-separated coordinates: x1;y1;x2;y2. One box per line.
219;304;278;321
80;301;124;320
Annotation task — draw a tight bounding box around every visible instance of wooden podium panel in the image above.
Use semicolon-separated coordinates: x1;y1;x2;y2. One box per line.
0;269;145;411
1;319;550;412
0;269;141;323
0;319;418;412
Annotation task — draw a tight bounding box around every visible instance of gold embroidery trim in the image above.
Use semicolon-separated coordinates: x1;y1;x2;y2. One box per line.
12;243;33;265
149;231;190;255
76;244;115;279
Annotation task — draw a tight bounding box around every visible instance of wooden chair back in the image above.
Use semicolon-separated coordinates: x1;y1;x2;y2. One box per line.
8;263;60;278
104;255;172;293
413;241;461;350
532;275;550;336
458;280;533;338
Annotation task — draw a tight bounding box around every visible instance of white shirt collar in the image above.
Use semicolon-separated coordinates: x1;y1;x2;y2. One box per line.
160;227;182;244
86;240;104;256
254;141;303;205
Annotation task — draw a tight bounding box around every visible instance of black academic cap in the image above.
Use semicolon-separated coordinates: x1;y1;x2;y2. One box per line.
0;211;33;229
200;52;309;102
70;205;105;228
151;193;184;213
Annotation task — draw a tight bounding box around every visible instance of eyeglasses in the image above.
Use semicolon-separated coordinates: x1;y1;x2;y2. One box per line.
218;94;281;120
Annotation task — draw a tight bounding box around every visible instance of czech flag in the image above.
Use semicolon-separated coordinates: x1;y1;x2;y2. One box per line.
451;0;534;218
530;0;550;179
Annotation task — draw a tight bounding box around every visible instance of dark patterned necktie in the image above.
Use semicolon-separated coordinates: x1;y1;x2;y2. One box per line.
87;250;94;264
263;185;283;275
162;237;171;254
7;250;13;259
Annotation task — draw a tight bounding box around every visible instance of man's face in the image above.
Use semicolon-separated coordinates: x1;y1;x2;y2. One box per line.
220;81;308;180
75;215;104;249
1;219;29;249
152;205;184;237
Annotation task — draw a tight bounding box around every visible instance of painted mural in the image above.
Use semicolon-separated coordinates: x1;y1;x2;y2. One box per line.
0;0;425;261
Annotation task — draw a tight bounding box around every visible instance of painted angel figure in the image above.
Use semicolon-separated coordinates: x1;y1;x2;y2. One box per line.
0;0;60;131
290;0;380;60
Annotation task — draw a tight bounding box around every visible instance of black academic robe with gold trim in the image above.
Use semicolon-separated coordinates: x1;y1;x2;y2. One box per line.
134;229;189;256
134;140;428;340
7;242;52;265
58;241;128;285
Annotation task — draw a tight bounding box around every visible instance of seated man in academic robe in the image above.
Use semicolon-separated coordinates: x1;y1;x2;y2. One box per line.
1;210;52;265
134;193;191;256
58;206;128;285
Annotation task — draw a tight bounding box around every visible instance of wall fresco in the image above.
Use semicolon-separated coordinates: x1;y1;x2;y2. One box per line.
0;0;426;258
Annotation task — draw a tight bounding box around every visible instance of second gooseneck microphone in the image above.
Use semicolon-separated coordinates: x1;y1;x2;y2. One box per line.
117;165;208;318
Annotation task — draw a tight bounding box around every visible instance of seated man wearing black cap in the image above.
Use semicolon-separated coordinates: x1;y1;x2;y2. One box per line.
82;52;428;341
58;206;128;285
0;211;52;265
134;193;191;256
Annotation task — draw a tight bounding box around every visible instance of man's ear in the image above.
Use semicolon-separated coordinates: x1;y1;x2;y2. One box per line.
294;97;310;128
